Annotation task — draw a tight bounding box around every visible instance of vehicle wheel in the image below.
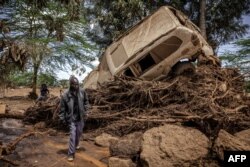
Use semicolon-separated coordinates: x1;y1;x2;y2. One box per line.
172;61;195;76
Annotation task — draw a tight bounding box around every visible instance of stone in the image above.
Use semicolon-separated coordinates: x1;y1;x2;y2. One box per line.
110;132;142;157
214;129;250;160
140;124;209;167
108;157;136;167
95;133;118;147
234;129;250;145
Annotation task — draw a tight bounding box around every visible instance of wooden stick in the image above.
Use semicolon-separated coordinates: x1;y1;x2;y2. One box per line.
0;156;18;166
89;108;133;119
3;131;36;155
126;117;178;123
0;114;24;119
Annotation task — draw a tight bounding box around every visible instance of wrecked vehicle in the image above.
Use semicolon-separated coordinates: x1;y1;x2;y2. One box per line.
83;6;217;89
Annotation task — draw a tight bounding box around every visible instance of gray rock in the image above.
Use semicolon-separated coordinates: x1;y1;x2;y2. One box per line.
110;132;143;157
140;124;209;167
95;133;118;147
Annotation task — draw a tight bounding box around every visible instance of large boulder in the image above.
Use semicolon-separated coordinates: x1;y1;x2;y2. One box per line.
140;124;209;167
234;129;250;145
214;129;250;160
110;132;143;157
108;157;136;167
95;133;118;147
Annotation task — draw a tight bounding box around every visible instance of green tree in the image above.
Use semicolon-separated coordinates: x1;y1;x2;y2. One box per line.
8;71;33;87
37;73;58;86
7;0;96;96
221;38;250;92
221;38;250;74
8;71;58;87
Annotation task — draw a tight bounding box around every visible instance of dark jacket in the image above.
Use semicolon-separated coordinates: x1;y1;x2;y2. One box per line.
59;88;89;123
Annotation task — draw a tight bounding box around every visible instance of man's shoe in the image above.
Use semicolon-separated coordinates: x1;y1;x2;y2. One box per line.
67;156;74;162
76;145;80;150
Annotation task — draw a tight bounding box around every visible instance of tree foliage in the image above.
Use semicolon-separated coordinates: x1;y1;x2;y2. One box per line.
8;71;58;87
2;0;96;95
220;37;250;93
221;38;250;74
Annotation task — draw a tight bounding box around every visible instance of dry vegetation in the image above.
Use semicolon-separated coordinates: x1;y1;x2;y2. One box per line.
22;64;250;138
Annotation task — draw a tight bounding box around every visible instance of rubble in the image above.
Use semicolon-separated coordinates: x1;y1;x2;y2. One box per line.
23;96;62;128
85;65;250;137
22;65;250;137
21;64;250;166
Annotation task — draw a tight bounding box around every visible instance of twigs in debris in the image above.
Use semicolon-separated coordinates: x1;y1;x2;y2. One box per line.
0;157;18;166
23;65;250;138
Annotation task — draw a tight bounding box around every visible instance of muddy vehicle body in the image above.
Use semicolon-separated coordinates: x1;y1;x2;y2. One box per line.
84;6;215;89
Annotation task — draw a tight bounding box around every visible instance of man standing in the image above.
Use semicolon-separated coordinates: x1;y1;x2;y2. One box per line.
59;75;89;161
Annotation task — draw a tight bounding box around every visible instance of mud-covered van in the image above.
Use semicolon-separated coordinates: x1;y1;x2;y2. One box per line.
83;6;215;89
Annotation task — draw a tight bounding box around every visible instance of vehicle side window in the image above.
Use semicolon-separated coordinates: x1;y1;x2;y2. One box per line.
124;68;135;77
137;53;156;73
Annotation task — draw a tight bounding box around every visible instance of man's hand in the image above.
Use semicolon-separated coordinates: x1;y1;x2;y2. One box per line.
83;113;89;120
60;119;68;127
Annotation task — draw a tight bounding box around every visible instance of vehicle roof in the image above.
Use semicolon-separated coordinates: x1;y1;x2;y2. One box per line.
107;6;181;59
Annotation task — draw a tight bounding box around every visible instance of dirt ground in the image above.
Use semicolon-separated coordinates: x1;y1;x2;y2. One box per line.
1;87;61;111
0;88;109;167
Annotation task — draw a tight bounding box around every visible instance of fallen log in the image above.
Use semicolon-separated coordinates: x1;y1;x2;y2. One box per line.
1;131;36;155
0;113;24;119
0;157;18;166
0;131;35;166
125;117;178;123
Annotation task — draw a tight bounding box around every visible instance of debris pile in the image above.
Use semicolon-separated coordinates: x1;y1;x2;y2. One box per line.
21;64;250;166
86;65;250;137
23;96;62;128
23;65;250;138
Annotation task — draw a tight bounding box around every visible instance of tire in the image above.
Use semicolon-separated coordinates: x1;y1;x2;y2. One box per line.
172;61;195;76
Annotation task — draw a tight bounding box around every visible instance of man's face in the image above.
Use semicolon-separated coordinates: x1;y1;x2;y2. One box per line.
70;78;79;91
71;82;79;90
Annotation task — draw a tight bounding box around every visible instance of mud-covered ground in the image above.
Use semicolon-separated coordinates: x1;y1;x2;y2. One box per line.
0;88;109;167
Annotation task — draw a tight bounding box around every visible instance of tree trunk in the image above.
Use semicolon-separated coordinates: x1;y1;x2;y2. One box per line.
32;64;39;95
199;0;207;40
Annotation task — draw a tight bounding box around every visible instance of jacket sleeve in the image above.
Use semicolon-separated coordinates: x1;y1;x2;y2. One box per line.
82;90;90;111
59;96;67;122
